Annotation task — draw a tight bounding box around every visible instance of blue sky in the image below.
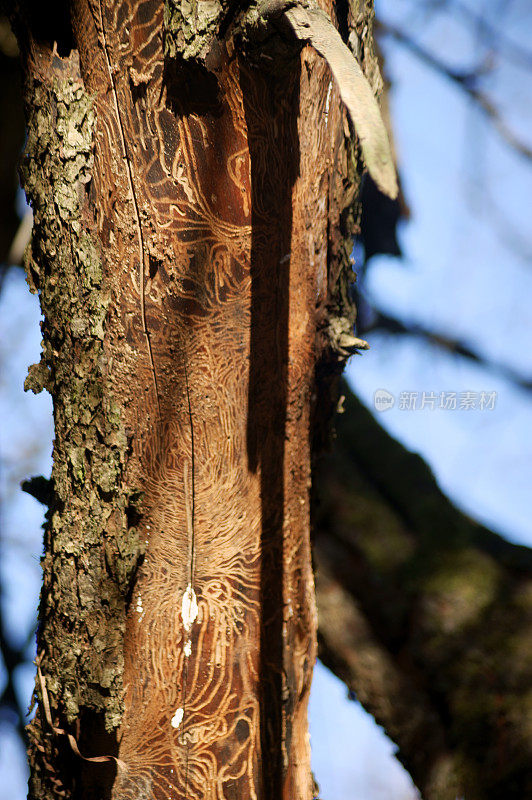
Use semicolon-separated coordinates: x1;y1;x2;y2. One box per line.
1;1;531;797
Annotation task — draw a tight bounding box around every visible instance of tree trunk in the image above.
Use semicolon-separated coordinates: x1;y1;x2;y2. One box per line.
12;1;378;798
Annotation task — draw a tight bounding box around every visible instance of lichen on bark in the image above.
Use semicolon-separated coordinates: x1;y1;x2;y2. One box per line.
164;0;226;61
20;50;143;798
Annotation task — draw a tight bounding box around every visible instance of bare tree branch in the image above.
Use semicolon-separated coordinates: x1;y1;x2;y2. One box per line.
450;0;532;72
360;303;532;391
314;385;532;799
378;19;532;161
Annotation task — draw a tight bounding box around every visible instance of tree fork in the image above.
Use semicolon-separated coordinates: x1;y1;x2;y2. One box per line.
10;0;383;797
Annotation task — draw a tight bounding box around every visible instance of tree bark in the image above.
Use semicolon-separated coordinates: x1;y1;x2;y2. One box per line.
12;1;379;798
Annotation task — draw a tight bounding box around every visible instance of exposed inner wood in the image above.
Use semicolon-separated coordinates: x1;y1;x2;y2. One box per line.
69;0;345;796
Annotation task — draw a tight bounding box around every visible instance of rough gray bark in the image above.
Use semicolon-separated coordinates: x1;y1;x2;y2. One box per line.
17;39;138;800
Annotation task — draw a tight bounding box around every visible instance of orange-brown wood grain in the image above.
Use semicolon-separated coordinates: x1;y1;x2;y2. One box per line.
69;1;345;796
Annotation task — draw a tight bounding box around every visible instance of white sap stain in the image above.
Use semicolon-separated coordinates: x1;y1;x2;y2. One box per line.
136;594;144;614
171;707;184;729
324;79;333;125
184;640;192;657
181;583;198;632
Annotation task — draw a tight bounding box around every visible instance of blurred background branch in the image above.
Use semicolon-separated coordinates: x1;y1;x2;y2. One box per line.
377;17;532;161
315;384;532;797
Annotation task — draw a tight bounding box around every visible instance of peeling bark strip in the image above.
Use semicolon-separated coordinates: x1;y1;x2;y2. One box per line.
13;0;382;798
283;3;397;198
235;0;398;198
